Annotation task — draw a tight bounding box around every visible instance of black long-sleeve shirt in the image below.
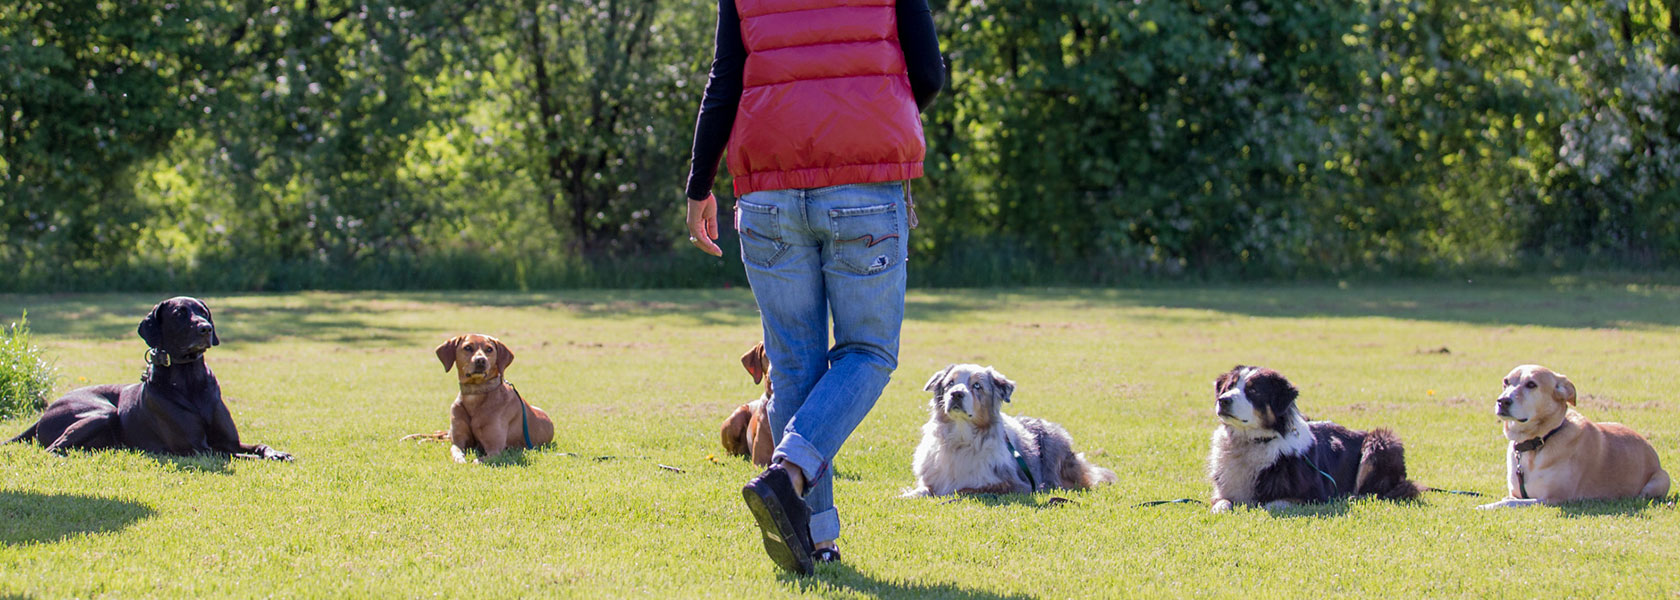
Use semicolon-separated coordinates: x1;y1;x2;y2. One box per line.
685;0;944;201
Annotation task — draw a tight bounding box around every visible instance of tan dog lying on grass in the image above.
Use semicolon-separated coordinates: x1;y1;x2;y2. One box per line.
1478;365;1669;508
426;334;555;463
720;342;775;467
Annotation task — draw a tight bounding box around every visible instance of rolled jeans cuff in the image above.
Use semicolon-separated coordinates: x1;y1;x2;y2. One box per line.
771;430;829;486
807;507;840;544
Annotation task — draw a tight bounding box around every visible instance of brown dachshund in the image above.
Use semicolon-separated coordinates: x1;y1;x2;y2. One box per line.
433;334;554;463
721;342;775;467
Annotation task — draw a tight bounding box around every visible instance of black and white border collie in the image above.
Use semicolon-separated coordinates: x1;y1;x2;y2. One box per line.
1207;365;1420;512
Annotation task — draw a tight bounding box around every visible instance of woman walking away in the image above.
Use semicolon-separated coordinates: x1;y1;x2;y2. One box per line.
683;0;943;576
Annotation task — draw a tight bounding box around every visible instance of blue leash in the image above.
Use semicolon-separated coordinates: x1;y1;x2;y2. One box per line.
509;381;532;450
1301;453;1338;495
1003;435;1037;491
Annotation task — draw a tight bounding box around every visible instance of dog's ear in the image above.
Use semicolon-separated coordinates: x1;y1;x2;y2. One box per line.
923;365;953;392
1214;370;1236;395
987;367;1016;403
1275;372;1300;406
740;342;768;385
137;302;163;348
1552;371;1576;406
200;300;220;346
434;336;461;372
492;337;515;374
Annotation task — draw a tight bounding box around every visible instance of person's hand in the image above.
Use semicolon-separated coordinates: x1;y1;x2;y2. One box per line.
687;194;723;257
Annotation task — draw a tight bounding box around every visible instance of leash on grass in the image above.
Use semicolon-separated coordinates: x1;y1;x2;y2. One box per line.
1132;489;1485;508
1134;498;1204;507
394;437;681;472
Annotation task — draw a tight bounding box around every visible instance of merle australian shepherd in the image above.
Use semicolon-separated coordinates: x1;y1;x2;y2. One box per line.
1207;366;1420;512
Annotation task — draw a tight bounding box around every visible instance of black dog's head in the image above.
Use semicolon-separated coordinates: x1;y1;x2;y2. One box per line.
137;297;219;359
1213;365;1299;436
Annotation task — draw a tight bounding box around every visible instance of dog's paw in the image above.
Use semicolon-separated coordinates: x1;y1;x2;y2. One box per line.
1210;499;1233;514
1476;497;1538;509
264;449;294;462
899;487;931;499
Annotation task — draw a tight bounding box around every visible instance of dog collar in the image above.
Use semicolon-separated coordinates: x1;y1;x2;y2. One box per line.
1513;422;1566;453
146;347;203;368
1512;422;1565;499
457;376;504;396
456;378;533;450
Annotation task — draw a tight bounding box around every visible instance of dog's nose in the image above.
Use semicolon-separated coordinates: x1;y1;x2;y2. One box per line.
1497;396;1513;408
1217;396;1232;409
950;390;966;400
196;322;213;335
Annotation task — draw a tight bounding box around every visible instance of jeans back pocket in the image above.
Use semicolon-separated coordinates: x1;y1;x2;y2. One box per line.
736;199;789;268
829;201;902;275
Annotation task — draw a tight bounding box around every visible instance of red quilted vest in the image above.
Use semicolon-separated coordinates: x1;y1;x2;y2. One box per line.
727;0;926;196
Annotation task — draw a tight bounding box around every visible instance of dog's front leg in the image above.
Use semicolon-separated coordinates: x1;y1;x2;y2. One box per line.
1210;498;1234;513
1476;497;1542;509
206;397;290;460
1263;499;1306;511
449;404;475;464
43;416;113;454
476;435;508;462
955;481;1021;495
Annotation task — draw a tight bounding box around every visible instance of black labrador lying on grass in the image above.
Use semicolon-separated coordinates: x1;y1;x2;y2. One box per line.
7;297;292;460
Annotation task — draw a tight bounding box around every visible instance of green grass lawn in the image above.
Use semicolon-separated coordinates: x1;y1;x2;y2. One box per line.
3;280;1678;598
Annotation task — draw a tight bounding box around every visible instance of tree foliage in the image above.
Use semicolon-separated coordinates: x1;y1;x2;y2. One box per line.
1;0;1675;288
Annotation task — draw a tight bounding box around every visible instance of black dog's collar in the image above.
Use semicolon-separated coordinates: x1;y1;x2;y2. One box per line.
1513;422;1565;453
146;347;204;368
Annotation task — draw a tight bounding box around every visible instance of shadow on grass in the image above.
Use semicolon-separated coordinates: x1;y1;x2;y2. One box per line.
1262;500;1352;519
0;490;155;546
1556;496;1677;518
6;280;1678;352
905;282;1680;329
478;449;535;468
932;494;1084;510
790;562;1035;600
146;452;235;474
0;290;761;346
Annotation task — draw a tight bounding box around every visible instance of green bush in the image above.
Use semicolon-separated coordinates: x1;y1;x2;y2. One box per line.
0;313;57;419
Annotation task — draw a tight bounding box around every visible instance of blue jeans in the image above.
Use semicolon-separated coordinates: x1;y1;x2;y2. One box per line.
736;181;908;545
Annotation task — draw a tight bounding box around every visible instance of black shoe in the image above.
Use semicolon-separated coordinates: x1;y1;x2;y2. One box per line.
742;464;815;575
813;546;841;563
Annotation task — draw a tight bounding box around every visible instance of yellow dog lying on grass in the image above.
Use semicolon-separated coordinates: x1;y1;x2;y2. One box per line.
1479;365;1669;508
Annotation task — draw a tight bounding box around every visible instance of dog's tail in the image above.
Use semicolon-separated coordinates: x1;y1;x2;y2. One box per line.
7;422;39;446
399;430;450;442
1355;428;1422;500
1075;453;1118;488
